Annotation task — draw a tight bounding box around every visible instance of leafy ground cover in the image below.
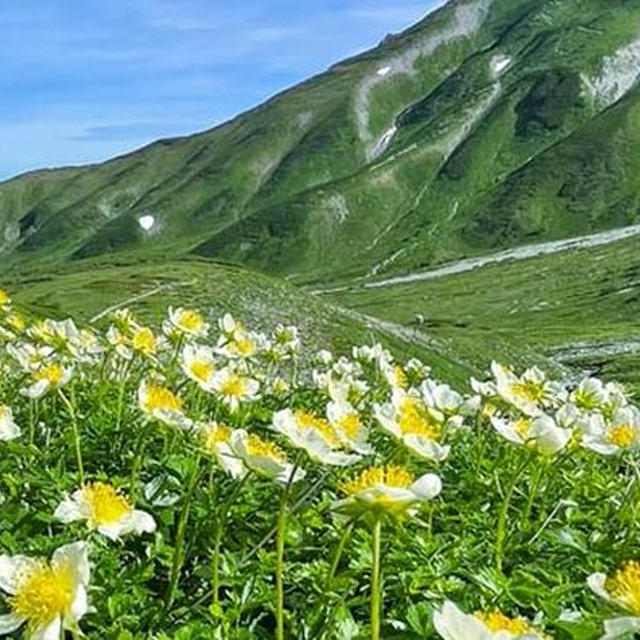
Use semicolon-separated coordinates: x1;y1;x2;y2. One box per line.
0;287;639;639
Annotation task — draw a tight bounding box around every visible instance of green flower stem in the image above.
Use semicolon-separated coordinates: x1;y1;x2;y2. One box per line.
275;462;299;640
164;453;202;614
521;458;546;530
129;421;151;500
370;517;383;640
495;454;529;572
58;388;84;485
211;473;250;613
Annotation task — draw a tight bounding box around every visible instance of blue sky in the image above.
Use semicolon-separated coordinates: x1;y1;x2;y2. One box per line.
0;1;443;180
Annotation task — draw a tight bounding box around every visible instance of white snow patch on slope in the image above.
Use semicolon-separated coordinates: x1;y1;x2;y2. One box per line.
591;35;640;107
377;66;392;77
365;223;640;289
491;54;511;77
368;125;398;161
355;0;493;157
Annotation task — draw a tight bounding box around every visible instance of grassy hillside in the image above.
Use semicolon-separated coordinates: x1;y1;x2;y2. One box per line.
327;233;640;390
1;0;639;285
2;258;478;386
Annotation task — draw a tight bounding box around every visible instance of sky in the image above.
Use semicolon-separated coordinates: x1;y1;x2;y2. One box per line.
0;1;444;181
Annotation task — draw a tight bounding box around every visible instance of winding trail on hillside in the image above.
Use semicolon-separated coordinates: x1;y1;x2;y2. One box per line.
318;223;640;293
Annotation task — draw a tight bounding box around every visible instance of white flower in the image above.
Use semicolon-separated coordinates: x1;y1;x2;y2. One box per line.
271;409;360;466
197;422;246;479
23;362;73;399
582;406;640;455
571;377;608;411
374;390;450;462
314;349;333;366
218;313;243;335
0;541;90;640
54;483;155;541
181;344;217;390
335;465;441;517
164;307;209;338
588;561;640;639
230;429;305;485
433;600;546;639
327;400;373;454
0;405;20;441
216;329;261;359
489;414;570;456
138;380;191;428
210;367;260;412
491;362;546;417
421;380;464;416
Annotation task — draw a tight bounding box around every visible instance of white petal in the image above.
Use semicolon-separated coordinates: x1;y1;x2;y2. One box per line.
67;583;89;624
52;541;90;587
403;435;450;462
128;510;157;535
30;617;61;640
53;493;89;523
0;613;24;635
587;572;611;602
0;555;39;595
602;616;640;639
433;601;489;640
411;474;443;500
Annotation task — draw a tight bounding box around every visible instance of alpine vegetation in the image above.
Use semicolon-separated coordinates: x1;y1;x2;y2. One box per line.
0;287;638;639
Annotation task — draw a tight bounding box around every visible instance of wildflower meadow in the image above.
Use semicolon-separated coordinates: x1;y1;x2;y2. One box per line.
0;286;639;639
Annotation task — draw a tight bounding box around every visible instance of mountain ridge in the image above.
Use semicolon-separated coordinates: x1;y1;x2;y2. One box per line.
1;0;639;287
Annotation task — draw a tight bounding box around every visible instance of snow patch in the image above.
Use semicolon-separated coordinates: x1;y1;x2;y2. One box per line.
591;35;640;107
138;215;155;231
368;125;397;161
491;55;511;77
355;0;493;155
365;223;640;289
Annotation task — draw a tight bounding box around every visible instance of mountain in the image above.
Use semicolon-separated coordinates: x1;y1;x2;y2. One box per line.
2;0;640;389
1;0;639;285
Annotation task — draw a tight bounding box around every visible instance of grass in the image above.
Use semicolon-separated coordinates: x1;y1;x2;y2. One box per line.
0;296;639;638
328;234;640;391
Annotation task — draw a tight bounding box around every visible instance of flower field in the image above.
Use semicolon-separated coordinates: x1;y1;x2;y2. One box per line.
0;286;639;639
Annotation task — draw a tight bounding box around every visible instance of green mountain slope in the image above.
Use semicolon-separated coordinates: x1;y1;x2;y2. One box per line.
1;0;639;284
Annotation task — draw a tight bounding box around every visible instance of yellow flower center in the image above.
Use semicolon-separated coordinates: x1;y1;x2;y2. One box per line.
475;610;534;634
337;413;361;440
610;425;636;448
0;288;10;305
84;482;132;525
343;465;413;495
608;561;640;615
573;388;600;410
514;417;532;438
177;310;205;333
510;380;544;404
232;336;256;357
0;405;9;420
202;424;232;452
9;562;74;628
189;360;214;383
132;327;157;354
398;398;441;440
247;434;285;462
294;410;340;446
394;365;408;389
7;313;25;331
221;375;247;398
35;363;64;386
143;384;182;412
